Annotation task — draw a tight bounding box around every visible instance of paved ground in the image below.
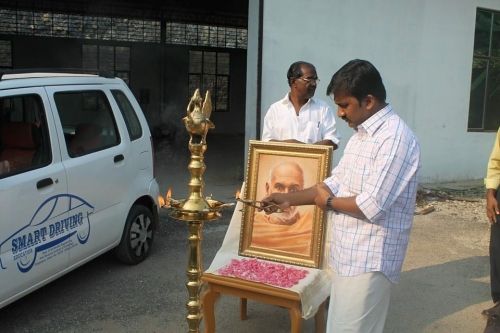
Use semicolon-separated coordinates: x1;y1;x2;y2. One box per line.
387;190;490;333
0;134;494;332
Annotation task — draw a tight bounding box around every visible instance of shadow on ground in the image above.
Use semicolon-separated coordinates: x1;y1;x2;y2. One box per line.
386;256;490;332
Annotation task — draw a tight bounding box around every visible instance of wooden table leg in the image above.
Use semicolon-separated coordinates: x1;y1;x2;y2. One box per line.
314;301;326;333
289;306;302;333
240;298;248;320
202;287;218;333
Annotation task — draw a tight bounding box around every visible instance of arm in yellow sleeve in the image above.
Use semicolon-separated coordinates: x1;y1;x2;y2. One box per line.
485;127;500;223
485;127;500;190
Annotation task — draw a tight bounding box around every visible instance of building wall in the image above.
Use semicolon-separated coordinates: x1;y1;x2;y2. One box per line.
130;43;162;129
248;0;500;182
212;49;247;135
13;36;82;68
245;0;260;162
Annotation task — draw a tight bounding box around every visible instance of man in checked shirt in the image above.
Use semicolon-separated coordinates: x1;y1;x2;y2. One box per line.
260;59;421;333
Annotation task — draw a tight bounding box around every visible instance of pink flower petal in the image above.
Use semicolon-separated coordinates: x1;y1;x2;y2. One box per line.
216;258;309;288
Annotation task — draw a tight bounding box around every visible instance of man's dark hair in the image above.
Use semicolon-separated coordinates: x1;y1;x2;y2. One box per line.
326;59;386;103
287;61;316;86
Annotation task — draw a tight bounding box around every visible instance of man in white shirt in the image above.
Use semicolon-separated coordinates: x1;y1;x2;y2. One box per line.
261;61;340;149
260;59;420;333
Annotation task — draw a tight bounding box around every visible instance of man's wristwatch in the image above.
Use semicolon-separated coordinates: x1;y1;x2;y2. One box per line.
326;196;334;210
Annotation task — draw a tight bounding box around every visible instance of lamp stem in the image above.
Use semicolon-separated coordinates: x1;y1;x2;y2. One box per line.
186;220;203;332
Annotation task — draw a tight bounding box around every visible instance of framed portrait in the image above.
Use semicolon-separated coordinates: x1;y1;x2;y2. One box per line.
238;140;333;268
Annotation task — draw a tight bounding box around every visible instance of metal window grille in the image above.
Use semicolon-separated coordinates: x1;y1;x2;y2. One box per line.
82;44;130;84
0;8;244;48
113;18;128;41
53;13;68;37
189;50;230;112
0;40;12;67
166;22;247;49
469;8;500;131
68;14;83;38
83;16;98;39
34;12;52;37
97;17;112;40
17;10;34;35
0;9;17;34
0;8;161;43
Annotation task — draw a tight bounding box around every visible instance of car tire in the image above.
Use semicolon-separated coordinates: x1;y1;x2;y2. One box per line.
115;204;154;265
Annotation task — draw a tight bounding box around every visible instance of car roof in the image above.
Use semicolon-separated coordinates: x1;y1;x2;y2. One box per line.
0;72;125;90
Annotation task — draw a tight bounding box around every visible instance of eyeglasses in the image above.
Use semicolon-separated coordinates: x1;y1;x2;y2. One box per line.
298;77;320;84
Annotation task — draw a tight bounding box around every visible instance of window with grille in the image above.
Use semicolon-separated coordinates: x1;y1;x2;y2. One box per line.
189;51;230;112
0;9;161;43
167;23;247;49
0;40;11;68
468;8;500;131
0;9;247;49
82;45;130;84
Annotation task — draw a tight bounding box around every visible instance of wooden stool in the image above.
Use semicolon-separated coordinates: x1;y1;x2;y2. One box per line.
201;273;326;333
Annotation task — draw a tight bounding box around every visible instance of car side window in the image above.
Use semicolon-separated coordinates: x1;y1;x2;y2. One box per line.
54;90;120;157
0;94;51;179
111;90;142;141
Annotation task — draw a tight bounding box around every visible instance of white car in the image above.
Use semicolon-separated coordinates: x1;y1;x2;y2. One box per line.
0;73;160;309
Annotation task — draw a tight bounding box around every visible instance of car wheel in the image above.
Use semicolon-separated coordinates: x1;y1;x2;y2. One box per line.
115;204;154;265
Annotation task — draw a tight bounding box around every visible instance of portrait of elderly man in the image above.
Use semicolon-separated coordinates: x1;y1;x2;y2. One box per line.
250;160;315;255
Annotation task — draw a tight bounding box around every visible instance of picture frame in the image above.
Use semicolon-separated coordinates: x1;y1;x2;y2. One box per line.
238;140;333;268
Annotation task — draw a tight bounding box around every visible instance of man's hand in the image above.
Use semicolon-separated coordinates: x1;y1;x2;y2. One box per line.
260;183;333;213
260;193;290;214
486;189;499;224
313;183;334;210
268;139;304;144
314;139;337;149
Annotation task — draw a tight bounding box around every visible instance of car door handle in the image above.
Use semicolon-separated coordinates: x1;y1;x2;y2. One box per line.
114;154;124;163
37;178;53;189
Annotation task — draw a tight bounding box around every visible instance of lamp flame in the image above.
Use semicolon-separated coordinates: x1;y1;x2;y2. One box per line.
235;190;240;200
165;187;172;208
158;195;165;208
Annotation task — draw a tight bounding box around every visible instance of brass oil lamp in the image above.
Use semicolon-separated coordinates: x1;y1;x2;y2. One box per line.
161;89;232;332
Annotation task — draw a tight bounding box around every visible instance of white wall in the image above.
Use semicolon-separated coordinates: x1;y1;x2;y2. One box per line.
245;0;260;165
247;0;500;182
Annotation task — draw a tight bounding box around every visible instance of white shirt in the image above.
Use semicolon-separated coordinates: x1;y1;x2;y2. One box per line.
261;93;340;144
323;105;420;283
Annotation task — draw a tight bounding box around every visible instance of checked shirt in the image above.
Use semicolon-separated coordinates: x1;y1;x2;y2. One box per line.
324;104;420;283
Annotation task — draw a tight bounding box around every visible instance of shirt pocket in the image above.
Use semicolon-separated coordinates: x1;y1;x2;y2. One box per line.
300;121;321;143
273;121;292;140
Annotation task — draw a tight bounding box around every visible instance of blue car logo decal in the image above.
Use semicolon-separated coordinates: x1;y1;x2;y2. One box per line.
0;194;94;273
